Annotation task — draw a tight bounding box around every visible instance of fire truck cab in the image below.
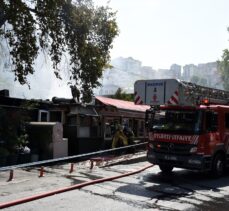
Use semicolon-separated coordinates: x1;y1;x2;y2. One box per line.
134;79;229;177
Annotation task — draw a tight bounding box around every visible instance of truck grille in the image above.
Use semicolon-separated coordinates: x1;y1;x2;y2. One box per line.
152;141;193;155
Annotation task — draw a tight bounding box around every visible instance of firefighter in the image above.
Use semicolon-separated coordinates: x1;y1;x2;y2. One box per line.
123;124;134;145
70;85;80;103
112;124;128;148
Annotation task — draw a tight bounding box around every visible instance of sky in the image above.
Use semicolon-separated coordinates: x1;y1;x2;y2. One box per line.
2;0;229;99
95;0;229;69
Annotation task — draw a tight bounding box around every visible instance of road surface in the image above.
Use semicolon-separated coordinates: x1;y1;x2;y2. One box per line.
1;153;229;210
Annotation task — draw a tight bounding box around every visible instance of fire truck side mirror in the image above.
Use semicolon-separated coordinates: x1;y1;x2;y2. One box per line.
145;109;155;129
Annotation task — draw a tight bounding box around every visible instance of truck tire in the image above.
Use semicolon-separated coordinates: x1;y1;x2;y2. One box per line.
211;153;225;178
159;164;173;173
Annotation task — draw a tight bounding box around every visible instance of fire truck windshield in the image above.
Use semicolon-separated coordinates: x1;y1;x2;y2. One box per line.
151;110;203;134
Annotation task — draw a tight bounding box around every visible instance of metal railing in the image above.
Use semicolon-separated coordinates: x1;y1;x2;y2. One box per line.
0;142;147;171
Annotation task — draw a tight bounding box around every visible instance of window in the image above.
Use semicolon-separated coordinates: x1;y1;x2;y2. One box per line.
78;115;90;138
91;116;100;137
151;109;203;134
79;115;101;137
38;110;49;122
206;111;218;132
50;111;62;123
104;123;112;138
133;119;138;137
225;113;229;128
138;120;144;137
122;118;129;127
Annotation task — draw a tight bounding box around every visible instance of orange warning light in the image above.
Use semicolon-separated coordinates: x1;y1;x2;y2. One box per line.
202;98;209;105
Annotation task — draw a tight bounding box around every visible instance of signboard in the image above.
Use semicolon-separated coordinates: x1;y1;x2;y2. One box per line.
134;79;179;106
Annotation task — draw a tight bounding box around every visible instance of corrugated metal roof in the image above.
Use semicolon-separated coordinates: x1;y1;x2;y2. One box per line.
96;96;149;112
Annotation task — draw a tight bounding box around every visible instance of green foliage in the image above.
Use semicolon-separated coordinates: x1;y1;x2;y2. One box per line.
16;132;29;148
112;88;134;101
0;0;119;102
218;47;229;90
0;108;30;154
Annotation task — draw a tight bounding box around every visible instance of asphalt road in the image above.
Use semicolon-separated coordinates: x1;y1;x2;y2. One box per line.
1;153;229;210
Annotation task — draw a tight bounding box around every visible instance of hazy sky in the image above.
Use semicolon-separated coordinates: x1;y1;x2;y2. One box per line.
95;0;229;69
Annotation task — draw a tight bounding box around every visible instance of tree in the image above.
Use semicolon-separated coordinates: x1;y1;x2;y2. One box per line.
112;88;134;101
218;38;229;90
0;0;118;102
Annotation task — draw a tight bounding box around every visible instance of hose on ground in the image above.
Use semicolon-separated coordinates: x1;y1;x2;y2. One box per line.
0;164;154;209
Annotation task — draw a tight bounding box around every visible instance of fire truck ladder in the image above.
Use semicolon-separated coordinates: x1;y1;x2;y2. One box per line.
180;80;229;105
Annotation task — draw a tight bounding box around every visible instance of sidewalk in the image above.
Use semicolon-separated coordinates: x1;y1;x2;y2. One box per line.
0;152;146;203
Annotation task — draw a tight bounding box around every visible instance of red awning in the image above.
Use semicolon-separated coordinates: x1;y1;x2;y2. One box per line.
96;96;149;112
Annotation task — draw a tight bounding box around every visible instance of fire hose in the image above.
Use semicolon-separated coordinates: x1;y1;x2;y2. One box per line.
0;164;154;209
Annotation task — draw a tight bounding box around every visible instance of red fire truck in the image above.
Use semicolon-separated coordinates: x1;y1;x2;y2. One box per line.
134;79;229;177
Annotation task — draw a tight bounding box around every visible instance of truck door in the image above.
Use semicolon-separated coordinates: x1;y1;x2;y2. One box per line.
205;111;218;132
205;111;220;154
224;113;229;153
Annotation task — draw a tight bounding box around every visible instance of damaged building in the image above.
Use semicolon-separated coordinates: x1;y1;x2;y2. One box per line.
0;89;149;167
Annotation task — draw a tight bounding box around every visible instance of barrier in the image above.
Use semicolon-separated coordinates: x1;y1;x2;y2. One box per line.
39;166;44;177
69;163;74;173
0;142;147;172
7;170;14;182
0;142;147;181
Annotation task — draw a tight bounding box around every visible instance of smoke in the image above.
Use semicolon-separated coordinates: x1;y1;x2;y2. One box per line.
0;40;72;99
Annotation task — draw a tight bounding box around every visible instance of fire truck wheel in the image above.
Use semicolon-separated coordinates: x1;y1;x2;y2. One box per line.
159;164;173;173
211;153;225;178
